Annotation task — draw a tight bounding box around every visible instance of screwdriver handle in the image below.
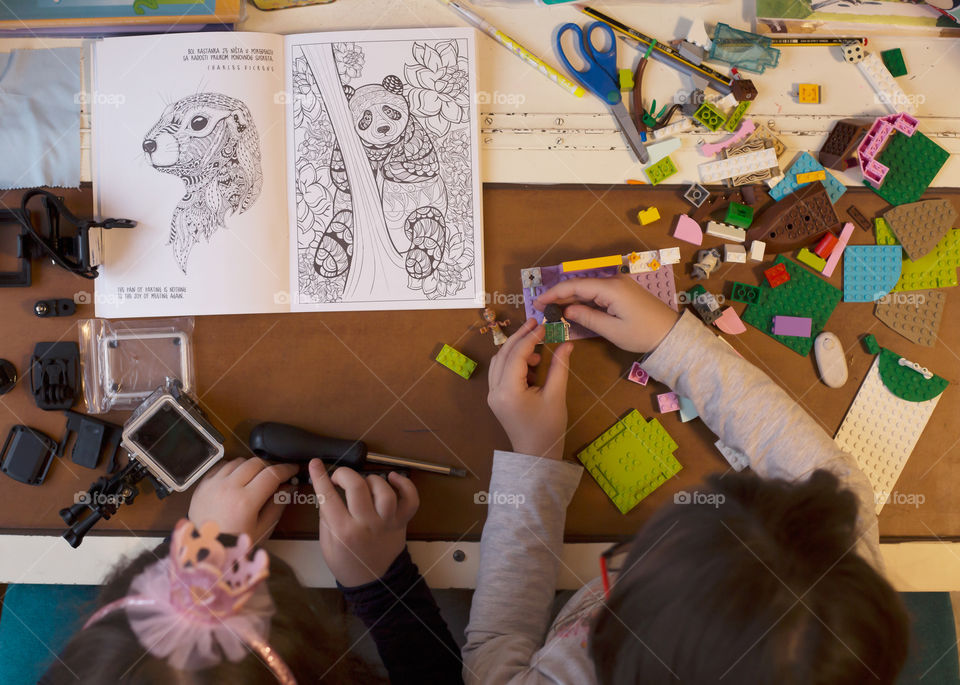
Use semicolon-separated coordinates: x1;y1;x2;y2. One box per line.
249;422;367;469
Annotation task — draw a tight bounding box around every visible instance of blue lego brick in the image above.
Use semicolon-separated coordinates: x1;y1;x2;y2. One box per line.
843;245;903;302
769;152;846;204
742;255;842;356
576;409;681;514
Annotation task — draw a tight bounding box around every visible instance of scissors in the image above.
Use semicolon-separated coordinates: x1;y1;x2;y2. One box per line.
555;21;649;164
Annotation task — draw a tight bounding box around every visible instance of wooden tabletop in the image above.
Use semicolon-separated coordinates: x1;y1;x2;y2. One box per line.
2;184;958;542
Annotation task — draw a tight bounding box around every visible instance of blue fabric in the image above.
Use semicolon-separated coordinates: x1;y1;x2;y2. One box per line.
0;48;82;189
0;584;98;684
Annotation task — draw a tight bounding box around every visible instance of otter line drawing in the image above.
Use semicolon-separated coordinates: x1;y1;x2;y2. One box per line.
142;92;262;272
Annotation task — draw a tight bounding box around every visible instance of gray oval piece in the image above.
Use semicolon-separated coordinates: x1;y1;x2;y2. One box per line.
814;332;848;388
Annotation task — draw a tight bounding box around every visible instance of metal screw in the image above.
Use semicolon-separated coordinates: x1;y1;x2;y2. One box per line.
34;302;49;316
452;549;466;562
483;137;492;144
556;117;564;126
555;138;564;146
484;117;493;126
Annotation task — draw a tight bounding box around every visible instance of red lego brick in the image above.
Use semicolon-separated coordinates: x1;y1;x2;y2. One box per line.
813;232;839;259
764;263;791;288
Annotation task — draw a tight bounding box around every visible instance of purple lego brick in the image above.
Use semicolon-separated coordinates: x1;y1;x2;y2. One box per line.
771;315;812;337
657;392;680;413
522;263;677;340
628;361;650;385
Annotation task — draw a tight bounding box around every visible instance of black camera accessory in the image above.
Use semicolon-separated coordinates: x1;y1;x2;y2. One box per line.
1;425;58;485
30;341;80;410
0;359;16;395
34;299;77;318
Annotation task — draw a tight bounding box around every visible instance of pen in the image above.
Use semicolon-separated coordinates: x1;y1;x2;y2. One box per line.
438;0;585;98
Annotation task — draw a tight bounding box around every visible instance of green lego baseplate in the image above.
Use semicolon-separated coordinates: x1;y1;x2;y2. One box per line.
876;218;960;291
435;344;477;379
693;102;727;132
870;130;949;206
577;409;681;514
644;155;679;186
742;255;842;356
863;335;948;403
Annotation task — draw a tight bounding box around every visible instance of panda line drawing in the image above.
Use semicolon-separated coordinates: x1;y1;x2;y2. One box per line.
312;74;448;292
142;92;262;273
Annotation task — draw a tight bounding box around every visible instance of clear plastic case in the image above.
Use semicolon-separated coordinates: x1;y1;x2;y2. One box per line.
78;318;196;414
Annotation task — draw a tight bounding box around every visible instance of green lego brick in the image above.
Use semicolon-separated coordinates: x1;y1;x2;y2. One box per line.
577;410;681;514
644;155;679;186
723;100;751;133
544;321;568;344
724;201;754;228
435;344;477;379
730;281;762;305
693;101;727;132
881;48;907;77
742;255;842;355
876;217;960;291
870;130;949;206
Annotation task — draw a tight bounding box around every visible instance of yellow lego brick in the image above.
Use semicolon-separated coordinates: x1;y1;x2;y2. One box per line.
796;170;826;184
561;255;623;272
798;83;820;104
797;247;827;272
637;207;660;225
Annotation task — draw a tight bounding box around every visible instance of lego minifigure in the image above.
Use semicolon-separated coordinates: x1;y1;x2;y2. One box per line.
477;307;510;346
543;303;571;344
691;248;722;279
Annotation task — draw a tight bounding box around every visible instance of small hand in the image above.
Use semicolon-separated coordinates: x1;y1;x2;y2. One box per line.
487;318;572;460
534;276;679;354
188;457;300;543
309;460;419;587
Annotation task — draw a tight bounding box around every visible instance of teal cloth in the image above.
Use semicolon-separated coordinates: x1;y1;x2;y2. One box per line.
898;592;960;684
0;584;98;684
0;48;82;189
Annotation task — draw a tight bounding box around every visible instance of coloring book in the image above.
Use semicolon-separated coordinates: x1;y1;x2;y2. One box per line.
91;29;483;317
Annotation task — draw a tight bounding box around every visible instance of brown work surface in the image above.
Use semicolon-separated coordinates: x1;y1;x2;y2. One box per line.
2;184;960;542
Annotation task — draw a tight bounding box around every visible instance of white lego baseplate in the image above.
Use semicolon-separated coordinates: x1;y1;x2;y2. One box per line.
698;147;779;183
834;357;942;513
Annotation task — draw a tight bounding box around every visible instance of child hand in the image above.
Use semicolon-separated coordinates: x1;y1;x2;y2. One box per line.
309;460;419;587
534;276;679;354
188;458;300;543
487;318;573;461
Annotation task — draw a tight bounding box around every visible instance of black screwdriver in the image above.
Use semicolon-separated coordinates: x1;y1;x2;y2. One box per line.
248;422;467;477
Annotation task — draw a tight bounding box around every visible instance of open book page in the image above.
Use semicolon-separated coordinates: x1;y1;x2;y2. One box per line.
92;32;289;317
285;28;484;311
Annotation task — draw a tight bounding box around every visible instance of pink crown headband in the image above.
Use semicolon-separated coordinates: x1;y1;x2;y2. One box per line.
84;518;296;684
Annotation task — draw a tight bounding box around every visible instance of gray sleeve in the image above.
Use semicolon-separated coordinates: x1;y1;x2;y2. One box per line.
641;311;882;571
462;450;584;684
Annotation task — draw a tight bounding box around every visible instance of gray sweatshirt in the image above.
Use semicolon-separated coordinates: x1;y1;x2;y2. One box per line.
462;311;881;685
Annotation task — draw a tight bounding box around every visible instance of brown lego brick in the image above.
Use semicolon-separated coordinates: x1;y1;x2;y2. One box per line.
745;182;841;253
818;118;871;171
883;198;958;261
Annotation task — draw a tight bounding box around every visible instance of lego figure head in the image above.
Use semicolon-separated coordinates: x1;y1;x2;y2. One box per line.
543;303;564;323
481;307;497;324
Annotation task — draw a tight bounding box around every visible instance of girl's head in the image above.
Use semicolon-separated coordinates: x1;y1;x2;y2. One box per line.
590;469;909;685
43;520;379;685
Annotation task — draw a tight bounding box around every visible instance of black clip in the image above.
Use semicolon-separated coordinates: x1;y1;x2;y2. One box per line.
0;359;16;395
0;208;32;287
1;425;58;485
34;299;77;318
30;341;80;411
57;410;124;472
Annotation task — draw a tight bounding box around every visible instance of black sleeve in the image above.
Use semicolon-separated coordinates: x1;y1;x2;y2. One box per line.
338;547;463;685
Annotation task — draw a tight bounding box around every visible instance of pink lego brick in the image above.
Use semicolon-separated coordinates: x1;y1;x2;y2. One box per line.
822;222;855;278
673;214;703;245
771;315;813;337
627;361;650;385
657;392;680;413
714;307;746;335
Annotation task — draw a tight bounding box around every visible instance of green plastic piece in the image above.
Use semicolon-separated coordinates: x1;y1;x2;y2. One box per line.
724;202;754;228
644;155;679;186
576;409;681;514
742;255;842;356
876;217;960;291
723;100;751;133
877;347;948;402
618;67;634;92
870;130;949;206
544;320;568;344
729;281;762;305
435;344;477;379
881;48;907;77
864;334;881;354
796;247;827;272
693;102;726;132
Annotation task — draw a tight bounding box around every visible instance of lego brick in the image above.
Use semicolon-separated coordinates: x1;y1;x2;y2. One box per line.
857;113;919;189
872;130;948;206
768;152;846;204
822;222;855;278
749;240;766;261
796;170;826;184
687;285;723;325
435;344;477;379
842;246;903;302
730;281;762;305
544;320;569;344
657;392;680;413
883;199;957;262
683;183;709;208
798;84;820;104
723;100;752;133
771;315;812;338
813;232;839;259
627;361;649;386
879;223;960;292
724;139;781;187
699;147;779;184
724;244;746;263
743;256;842;355
731;78;758;103
834;355;945;513
637;207;661;225
700;119;756;157
562;255;622;272
520;267;542;289
693;101;727;132
678;396;699;423
652;117;695;140
764;263;790;288
796;248;826;272
847;205;872;232
875;289;945;347
746;182;841;253
881;48;907;77
857;52;915;115
618;67;634;91
576;410;681;514
627;250;660;274
819;119;871;171
658;247;681;265
644;155;679;186
715;439;749;471
705;221;746;242
714;306;746;335
709;23;780;73
724;202;754;229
